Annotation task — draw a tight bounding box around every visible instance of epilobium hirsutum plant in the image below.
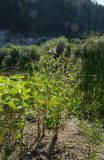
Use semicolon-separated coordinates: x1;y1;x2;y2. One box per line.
0;75;31;159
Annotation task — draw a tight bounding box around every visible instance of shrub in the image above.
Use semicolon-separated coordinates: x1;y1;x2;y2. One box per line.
55;37;68;58
0;45;40;71
64;43;71;57
80;120;103;160
77;37;104;122
18;46;40;70
40;36;68;57
1;46;21;69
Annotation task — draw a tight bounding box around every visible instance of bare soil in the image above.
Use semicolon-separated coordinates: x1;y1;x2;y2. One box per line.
1;117;104;160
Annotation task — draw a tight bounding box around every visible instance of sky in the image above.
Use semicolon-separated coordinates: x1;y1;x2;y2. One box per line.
97;0;104;5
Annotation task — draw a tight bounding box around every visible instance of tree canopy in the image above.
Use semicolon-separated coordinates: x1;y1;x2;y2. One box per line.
0;0;104;36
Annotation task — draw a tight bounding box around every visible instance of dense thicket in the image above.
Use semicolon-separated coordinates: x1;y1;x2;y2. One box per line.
0;0;104;36
1;35;104;122
0;36;104;159
76;36;104;121
0;45;40;71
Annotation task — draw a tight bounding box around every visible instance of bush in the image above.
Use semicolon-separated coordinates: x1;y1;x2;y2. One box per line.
55;37;68;58
40;36;68;56
17;46;40;70
64;43;71;57
0;45;40;71
1;46;21;69
77;37;104;122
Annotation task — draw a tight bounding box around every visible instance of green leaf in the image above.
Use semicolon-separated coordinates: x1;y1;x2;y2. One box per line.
7;101;16;110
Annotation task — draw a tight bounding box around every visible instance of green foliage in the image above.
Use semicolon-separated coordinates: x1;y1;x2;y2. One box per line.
0;75;30;158
0;68;77;157
80;120;103;160
18;46;40;70
64;43;71;57
55;39;66;58
0;35;104;159
0;45;40;71
76;37;104;121
0;0;104;35
41;36;68;55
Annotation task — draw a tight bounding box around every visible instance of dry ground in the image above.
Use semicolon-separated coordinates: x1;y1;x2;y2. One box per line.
0;117;104;160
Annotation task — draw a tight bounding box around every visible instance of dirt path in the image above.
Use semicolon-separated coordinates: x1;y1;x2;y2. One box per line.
22;117;104;160
1;117;104;160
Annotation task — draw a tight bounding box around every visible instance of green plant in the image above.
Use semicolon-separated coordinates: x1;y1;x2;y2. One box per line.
77;37;104;122
1;36;104;159
0;45;40;71
0;75;32;159
80;120;103;160
64;43;71;57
